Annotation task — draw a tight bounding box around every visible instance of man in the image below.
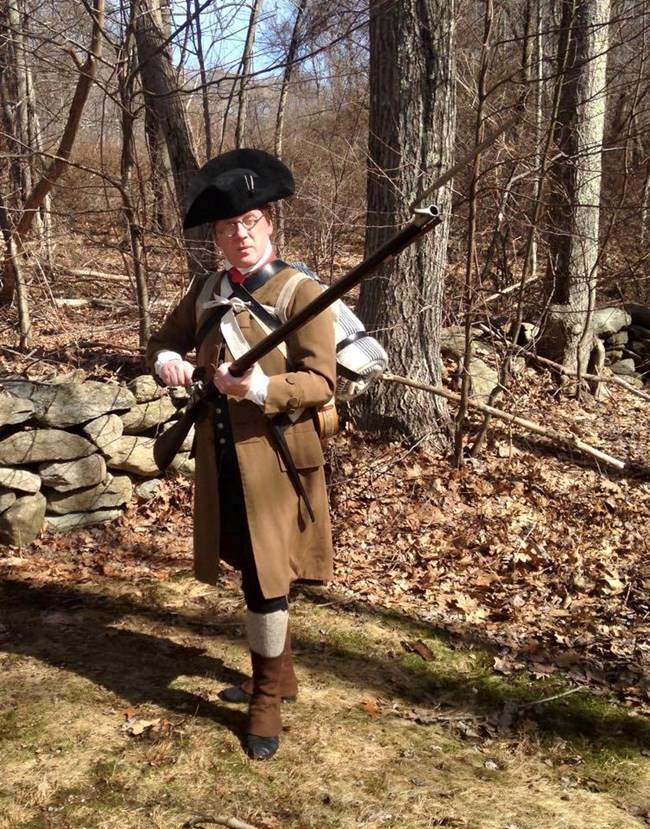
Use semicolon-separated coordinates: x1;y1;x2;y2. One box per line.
146;149;336;760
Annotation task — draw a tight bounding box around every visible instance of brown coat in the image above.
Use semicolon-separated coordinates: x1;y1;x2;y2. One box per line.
146;265;336;598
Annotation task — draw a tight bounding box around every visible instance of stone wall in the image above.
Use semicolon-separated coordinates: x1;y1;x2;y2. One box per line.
596;304;650;387
442;305;650;398
0;376;192;547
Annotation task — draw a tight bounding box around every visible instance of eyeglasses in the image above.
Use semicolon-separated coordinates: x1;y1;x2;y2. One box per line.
215;212;264;238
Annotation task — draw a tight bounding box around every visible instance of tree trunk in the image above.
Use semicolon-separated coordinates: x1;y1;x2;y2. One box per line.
454;0;493;467
0;0;27;310
539;0;611;381
274;0;308;249
235;0;263;148
133;0;198;217
0;192;30;345
24;24;53;264
133;0;212;275
356;0;455;449
193;0;212;160
144;109;171;233
119;21;150;348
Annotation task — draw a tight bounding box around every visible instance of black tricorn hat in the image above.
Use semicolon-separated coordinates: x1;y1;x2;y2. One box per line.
183;148;295;229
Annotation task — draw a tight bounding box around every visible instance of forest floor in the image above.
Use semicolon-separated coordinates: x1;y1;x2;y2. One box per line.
1;295;650;829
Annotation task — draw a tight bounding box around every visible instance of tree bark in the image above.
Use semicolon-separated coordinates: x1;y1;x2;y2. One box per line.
539;0;611;382
235;0;263;148
193;0;213;160
133;0;212;275
274;0;308;249
356;0;455;449
133;0;198;217
455;0;493;467
119;18;150;348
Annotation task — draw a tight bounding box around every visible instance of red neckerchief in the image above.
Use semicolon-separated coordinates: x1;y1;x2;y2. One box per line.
228;247;275;284
228;267;245;284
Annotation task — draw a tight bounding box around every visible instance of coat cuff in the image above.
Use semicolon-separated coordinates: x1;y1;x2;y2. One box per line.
154;350;183;377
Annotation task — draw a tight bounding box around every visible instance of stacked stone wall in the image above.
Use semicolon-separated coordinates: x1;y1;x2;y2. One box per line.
0;376;191;546
597;304;650;387
2;302;648;547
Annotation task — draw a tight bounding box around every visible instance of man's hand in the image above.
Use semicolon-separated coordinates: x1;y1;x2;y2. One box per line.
159;359;195;388
213;362;257;398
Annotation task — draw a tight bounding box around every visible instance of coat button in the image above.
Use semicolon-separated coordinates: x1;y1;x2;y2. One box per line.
215;407;222;414
217;422;224;429
219;437;226;445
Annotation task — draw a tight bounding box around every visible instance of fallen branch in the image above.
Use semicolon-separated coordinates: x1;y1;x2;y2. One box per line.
530;352;650;403
382;373;625;470
482;274;540;304
183;817;261;829
62;268;131;283
53;298;131;308
73;339;137;349
517;685;587;710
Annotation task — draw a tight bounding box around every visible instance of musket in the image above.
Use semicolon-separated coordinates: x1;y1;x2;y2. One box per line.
154;111;520;471
153;205;441;470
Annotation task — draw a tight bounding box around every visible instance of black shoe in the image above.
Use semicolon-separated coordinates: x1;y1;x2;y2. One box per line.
246;733;279;760
218;685;297;704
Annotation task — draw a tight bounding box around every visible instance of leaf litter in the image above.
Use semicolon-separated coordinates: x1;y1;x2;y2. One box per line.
1;335;650;827
2;362;649;715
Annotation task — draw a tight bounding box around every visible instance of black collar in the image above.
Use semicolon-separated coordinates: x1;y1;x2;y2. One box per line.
233;258;288;294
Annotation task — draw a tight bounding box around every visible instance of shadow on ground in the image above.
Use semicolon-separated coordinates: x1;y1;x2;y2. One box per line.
0;577;247;741
1;576;648;752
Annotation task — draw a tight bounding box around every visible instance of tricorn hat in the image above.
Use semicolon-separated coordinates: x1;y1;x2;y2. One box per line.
183;148;295;229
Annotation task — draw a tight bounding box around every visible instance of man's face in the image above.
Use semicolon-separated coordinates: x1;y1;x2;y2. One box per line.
214;209;273;270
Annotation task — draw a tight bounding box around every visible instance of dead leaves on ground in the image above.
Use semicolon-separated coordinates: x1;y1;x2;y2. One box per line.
2;366;649;713
121;707;187;767
325;377;650;712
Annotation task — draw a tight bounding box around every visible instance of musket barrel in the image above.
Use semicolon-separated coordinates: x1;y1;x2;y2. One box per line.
230;205;441;377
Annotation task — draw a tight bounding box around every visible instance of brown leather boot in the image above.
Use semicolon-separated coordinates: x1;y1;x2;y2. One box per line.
220;630;298;704
246;649;284;760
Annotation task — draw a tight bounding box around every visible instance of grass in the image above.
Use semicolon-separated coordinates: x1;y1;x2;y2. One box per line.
1;572;649;829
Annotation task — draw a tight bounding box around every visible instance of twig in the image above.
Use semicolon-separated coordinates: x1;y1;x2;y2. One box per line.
381;373;626;470
62;267;131;283
517;685;587;709
52;298;132;308
183;816;261;829
314;596;353;608
530;352;650;403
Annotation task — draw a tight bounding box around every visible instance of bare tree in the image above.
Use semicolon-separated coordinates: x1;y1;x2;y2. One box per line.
132;0;212;277
538;0;612;382
118;3;150;346
274;0;308;248
1;0;105;348
235;0;264;148
356;0;455;448
133;0;199;219
192;0;213;159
